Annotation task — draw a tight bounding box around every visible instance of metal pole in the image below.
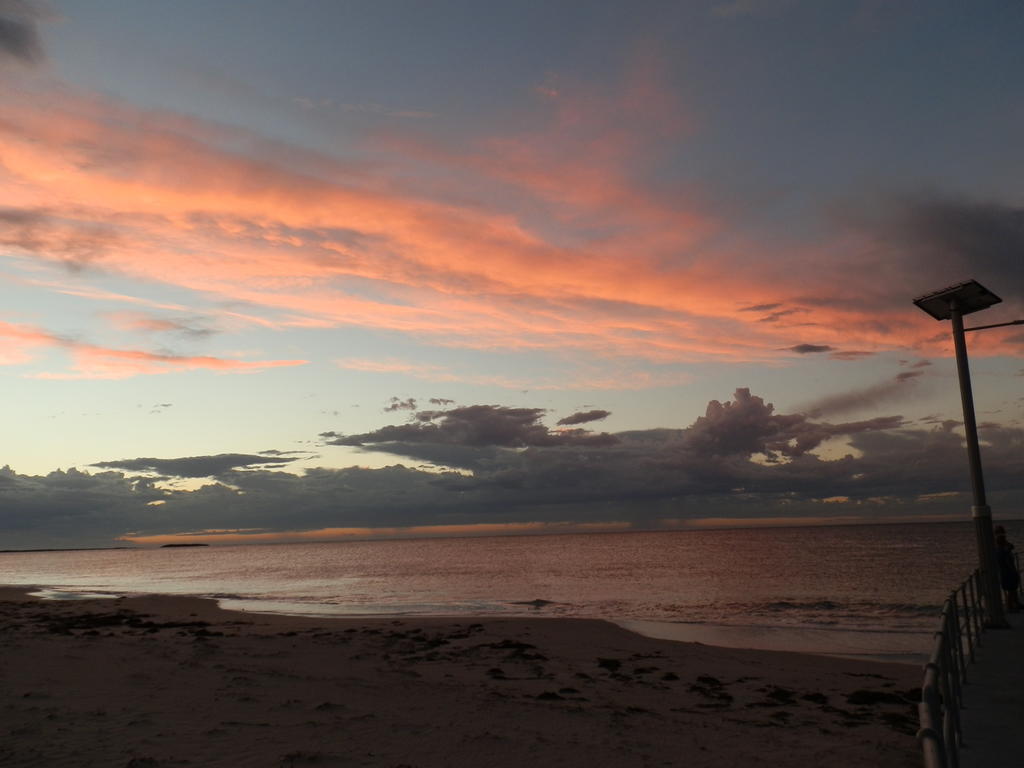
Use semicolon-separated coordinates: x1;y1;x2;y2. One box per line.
949;303;1007;628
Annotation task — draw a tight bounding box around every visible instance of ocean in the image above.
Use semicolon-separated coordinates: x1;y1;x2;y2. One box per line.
2;521;1016;664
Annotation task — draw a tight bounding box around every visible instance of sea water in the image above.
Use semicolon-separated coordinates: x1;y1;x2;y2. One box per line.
2;521;1016;663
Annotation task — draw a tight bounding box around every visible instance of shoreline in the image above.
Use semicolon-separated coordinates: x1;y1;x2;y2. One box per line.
617;618;928;665
1;586;921;767
23;584;931;665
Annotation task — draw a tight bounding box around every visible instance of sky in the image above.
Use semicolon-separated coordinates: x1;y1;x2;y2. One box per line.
1;0;1023;549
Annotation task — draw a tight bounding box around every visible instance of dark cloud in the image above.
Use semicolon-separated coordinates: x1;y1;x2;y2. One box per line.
322;404;617;468
787;344;834;354
6;389;1024;548
333;390;898;471
557;409;611;426
0;465;166;549
895;371;923;382
0;207;118;270
759;308;801;323
683;388;902;460
842;196;1024;314
326;405;613;449
384;397;417;412
739;302;782;312
128;314;217;339
828;350;875;361
91;453;301;478
896;198;1024;288
819;195;1024;325
799;372;926;418
0;0;46;65
918;416;961;432
683;389;800;457
428;398;455;406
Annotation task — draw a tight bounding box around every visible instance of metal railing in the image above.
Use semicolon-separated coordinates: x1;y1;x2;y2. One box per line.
917;569;985;768
919;554;1023;767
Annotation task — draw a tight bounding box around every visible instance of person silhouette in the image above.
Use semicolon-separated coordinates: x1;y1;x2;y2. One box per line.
994;526;1021;612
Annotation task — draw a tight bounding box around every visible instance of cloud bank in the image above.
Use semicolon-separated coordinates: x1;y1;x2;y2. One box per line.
92;453;304;479
4;389;1020;549
557;409;611;426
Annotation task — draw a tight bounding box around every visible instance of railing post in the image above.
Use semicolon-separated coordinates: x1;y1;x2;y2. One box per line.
948;592;966;685
970;571;983;643
943;609;964;726
936;631;960;768
959;585;975;663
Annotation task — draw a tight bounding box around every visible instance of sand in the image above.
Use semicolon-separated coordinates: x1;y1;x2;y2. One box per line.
0;587;921;767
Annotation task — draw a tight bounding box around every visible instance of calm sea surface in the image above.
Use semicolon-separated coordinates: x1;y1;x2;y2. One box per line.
3;522;1018;662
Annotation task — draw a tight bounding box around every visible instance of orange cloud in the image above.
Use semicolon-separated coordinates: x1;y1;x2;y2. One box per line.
0;319;305;378
1;73;1016;369
118;519;634;546
0;320;53;364
34;345;307;380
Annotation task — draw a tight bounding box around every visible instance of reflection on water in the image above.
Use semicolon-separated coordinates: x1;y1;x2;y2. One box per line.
2;521;1015;658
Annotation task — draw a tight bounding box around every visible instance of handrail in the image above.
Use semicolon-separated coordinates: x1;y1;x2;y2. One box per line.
917;569;986;768
916;559;1024;768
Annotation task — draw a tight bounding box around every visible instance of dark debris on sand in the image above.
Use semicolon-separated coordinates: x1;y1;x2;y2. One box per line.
0;597;922;767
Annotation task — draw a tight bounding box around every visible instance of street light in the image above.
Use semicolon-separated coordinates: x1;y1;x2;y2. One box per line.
913;279;1010;628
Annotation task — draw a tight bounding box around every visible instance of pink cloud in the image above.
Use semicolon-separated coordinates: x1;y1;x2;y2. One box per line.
0;319;305;379
0;320;52;364
33;346;306;380
1;72;1016;367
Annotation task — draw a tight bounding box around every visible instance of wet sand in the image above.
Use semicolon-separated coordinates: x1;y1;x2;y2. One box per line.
0;587;921;767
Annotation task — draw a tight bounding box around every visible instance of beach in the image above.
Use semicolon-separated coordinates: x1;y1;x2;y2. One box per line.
0;587;921;767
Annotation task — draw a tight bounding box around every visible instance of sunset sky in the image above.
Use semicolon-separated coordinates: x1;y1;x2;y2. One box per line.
2;0;1023;549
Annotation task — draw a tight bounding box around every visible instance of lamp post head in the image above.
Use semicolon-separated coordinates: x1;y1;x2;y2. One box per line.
912;279;1002;321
